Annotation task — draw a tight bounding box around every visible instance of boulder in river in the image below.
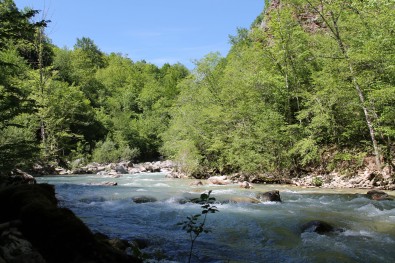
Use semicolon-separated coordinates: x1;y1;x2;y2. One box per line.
132;196;157;203
189;180;204;186
207;176;232;185
256;190;282;202
366;190;392;201
224;196;260;204
301;220;335;235
239;181;253;189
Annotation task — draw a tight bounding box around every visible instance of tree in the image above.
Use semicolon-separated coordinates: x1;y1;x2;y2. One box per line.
0;0;48;174
302;0;392;170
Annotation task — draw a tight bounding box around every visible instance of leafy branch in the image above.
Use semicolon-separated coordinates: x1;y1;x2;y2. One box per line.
177;190;218;263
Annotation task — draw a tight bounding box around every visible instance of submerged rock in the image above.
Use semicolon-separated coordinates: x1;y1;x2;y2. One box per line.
256;190;282;202
301;220;335;235
108;238;130;252
189;180;204;186
132;196;157;203
366;190;392;201
88;181;118;186
224;196;260;204
130;238;150;249
239;181;253;189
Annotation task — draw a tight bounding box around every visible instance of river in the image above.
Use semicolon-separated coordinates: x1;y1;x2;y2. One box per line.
37;172;395;263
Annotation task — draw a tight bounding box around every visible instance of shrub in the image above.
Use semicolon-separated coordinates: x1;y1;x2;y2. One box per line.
312;176;323;187
177;190;218;263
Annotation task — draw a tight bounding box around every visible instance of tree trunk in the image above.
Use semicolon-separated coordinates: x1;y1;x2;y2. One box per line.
348;63;381;170
305;1;382;171
37;27;47;156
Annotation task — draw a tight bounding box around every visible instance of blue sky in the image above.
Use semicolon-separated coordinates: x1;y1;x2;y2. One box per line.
14;0;264;69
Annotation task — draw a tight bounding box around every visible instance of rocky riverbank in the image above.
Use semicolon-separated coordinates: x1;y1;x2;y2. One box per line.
2;159;393;262
291;163;395;190
30;158;395;191
36;160;175;177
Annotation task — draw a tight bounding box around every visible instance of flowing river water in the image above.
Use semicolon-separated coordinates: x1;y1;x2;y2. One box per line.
37;173;395;263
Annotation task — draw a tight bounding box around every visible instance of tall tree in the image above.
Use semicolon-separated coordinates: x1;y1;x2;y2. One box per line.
302;0;391;170
0;0;48;174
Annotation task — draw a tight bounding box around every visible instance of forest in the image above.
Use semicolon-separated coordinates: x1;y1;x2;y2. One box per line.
1;0;394;179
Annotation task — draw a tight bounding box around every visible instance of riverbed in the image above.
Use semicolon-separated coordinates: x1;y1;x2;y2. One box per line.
37;173;395;263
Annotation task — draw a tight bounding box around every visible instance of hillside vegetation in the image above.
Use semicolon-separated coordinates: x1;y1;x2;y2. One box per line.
1;0;394;179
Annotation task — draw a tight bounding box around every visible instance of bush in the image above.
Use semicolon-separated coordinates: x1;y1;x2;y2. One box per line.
92;139;140;163
312;176;323;187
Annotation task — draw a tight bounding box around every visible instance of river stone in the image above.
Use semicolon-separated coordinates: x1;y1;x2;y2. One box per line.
130;238;150;249
132;196;157;203
207;176;232;185
9;169;36;185
115;165;128;174
366;190;391;201
0;227;46;263
256;190;282;202
239;181;253;189
92;181;117;186
97;171;108;176
225;197;260;204
189;180;204;186
108;238;129;252
301;220;334;235
87;181;117;186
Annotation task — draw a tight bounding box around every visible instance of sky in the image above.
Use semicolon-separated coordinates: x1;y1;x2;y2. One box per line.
14;0;264;69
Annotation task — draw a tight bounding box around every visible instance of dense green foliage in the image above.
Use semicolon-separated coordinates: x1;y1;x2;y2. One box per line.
163;0;395;177
0;0;188;174
1;0;394;177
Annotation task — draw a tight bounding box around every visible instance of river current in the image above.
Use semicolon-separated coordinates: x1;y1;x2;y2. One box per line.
37;173;395;263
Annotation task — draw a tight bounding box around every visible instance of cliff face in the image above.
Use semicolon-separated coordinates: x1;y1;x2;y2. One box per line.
259;0;323;33
258;0;280;29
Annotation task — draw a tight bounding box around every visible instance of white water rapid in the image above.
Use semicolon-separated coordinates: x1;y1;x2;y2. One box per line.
37;173;395;263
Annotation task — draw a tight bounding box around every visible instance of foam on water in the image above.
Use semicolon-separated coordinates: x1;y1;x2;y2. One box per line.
153;183;170;187
38;173;395;262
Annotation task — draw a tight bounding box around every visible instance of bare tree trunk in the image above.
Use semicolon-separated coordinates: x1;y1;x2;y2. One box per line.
305;1;382;171
348;63;381;170
331;14;382;171
37;27;48;157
